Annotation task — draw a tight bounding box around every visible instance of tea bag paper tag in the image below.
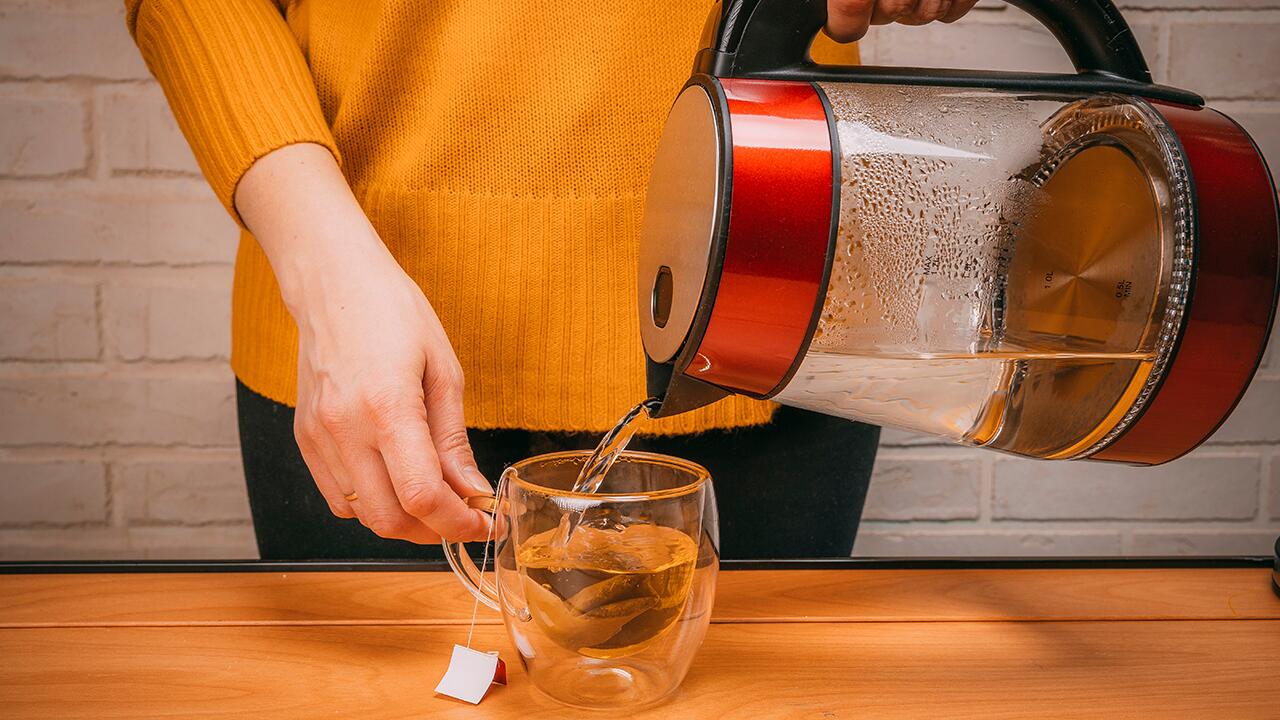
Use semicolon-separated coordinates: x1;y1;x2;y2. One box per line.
435;645;506;704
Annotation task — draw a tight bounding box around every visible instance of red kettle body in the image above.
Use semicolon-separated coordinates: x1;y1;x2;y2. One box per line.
639;0;1279;464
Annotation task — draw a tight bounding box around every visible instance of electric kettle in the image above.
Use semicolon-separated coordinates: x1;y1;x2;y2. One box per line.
639;0;1279;464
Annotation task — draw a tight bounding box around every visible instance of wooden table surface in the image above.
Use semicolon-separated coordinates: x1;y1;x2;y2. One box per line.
1;564;1277;718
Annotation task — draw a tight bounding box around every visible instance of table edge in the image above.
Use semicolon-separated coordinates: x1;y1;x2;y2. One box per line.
0;556;1273;574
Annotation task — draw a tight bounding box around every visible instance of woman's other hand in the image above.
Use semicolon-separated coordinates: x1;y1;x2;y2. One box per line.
236;143;492;544
826;0;980;42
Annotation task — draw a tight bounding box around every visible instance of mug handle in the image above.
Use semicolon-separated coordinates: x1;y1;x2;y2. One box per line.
441;494;502;611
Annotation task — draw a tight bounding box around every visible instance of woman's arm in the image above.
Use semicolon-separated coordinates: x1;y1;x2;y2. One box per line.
236;144;492;543
126;0;340;220
128;0;490;543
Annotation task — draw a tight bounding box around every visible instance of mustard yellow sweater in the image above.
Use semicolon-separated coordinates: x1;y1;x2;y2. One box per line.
126;0;857;433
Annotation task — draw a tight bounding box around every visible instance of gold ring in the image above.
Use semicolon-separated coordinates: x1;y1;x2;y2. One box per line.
343;491;359;502
465;494;498;513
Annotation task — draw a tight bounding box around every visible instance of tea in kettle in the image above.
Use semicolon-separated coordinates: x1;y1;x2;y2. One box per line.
639;0;1279;464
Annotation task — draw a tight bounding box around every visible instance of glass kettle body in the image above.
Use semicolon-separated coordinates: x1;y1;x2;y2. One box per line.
639;0;1279;464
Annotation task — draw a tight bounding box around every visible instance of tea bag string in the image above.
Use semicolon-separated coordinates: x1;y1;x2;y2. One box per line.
466;471;507;650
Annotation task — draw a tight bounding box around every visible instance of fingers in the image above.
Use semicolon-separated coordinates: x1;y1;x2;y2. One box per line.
897;0;952;25
827;0;977;43
370;387;493;543
295;421;355;519
294;349;492;544
297;378;447;544
941;0;979;23
826;0;875;42
294;358;354;519
870;0;919;26
378;424;492;543
344;441;443;545
421;365;508;541
422;362;492;500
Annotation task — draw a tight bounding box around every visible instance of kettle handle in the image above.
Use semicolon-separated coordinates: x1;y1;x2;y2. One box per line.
705;0;1150;84
1003;0;1148;81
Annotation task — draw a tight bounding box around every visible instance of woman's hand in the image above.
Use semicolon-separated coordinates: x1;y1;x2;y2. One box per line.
235;143;492;544
826;0;980;42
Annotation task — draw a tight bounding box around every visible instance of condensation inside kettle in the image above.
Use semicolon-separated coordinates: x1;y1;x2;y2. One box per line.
772;84;1192;459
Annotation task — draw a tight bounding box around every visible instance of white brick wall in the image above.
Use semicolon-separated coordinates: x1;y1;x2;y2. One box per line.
0;89;89;177
97;84;200;175
0;277;99;360
0;0;250;560
1;0;1277;560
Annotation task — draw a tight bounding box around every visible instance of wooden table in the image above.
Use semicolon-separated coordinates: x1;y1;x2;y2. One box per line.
1;560;1277;718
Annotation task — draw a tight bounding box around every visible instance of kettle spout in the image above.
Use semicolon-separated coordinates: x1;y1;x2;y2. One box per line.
645;357;731;419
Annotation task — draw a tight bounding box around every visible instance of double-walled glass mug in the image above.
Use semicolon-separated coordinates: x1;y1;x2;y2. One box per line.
442;451;719;710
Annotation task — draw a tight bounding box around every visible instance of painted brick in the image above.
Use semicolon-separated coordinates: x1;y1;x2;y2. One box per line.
862;455;981;520
1206;378;1280;444
877;427;945;447
103;274;231;361
0;524;257;560
1127;24;1166;82
993;454;1258;520
118;457;249;524
869;22;1075;73
0;95;87;176
1222;108;1280;171
0;278;99;360
126;525;258;560
0;461;106;525
868;19;1162;81
1269;459;1280;520
0;370;238;447
0;193;236;265
98;85;199;174
0;5;149;80
0;527;133;561
1167;21;1280;98
1261;319;1278;371
853;529;1123;557
1128;530;1280;555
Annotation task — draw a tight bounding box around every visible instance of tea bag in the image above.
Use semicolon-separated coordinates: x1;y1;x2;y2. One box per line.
434;645;506;704
519;523;698;659
522;576;656;650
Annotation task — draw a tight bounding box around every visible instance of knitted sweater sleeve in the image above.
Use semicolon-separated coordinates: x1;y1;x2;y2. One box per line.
125;0;340;222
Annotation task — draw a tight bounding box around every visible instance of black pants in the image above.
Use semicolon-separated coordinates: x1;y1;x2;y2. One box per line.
236;381;878;561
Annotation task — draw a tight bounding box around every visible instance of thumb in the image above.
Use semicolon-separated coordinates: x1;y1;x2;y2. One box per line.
423;362;492;499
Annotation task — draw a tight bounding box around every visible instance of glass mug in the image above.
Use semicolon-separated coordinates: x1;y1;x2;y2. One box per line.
442;450;719;709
